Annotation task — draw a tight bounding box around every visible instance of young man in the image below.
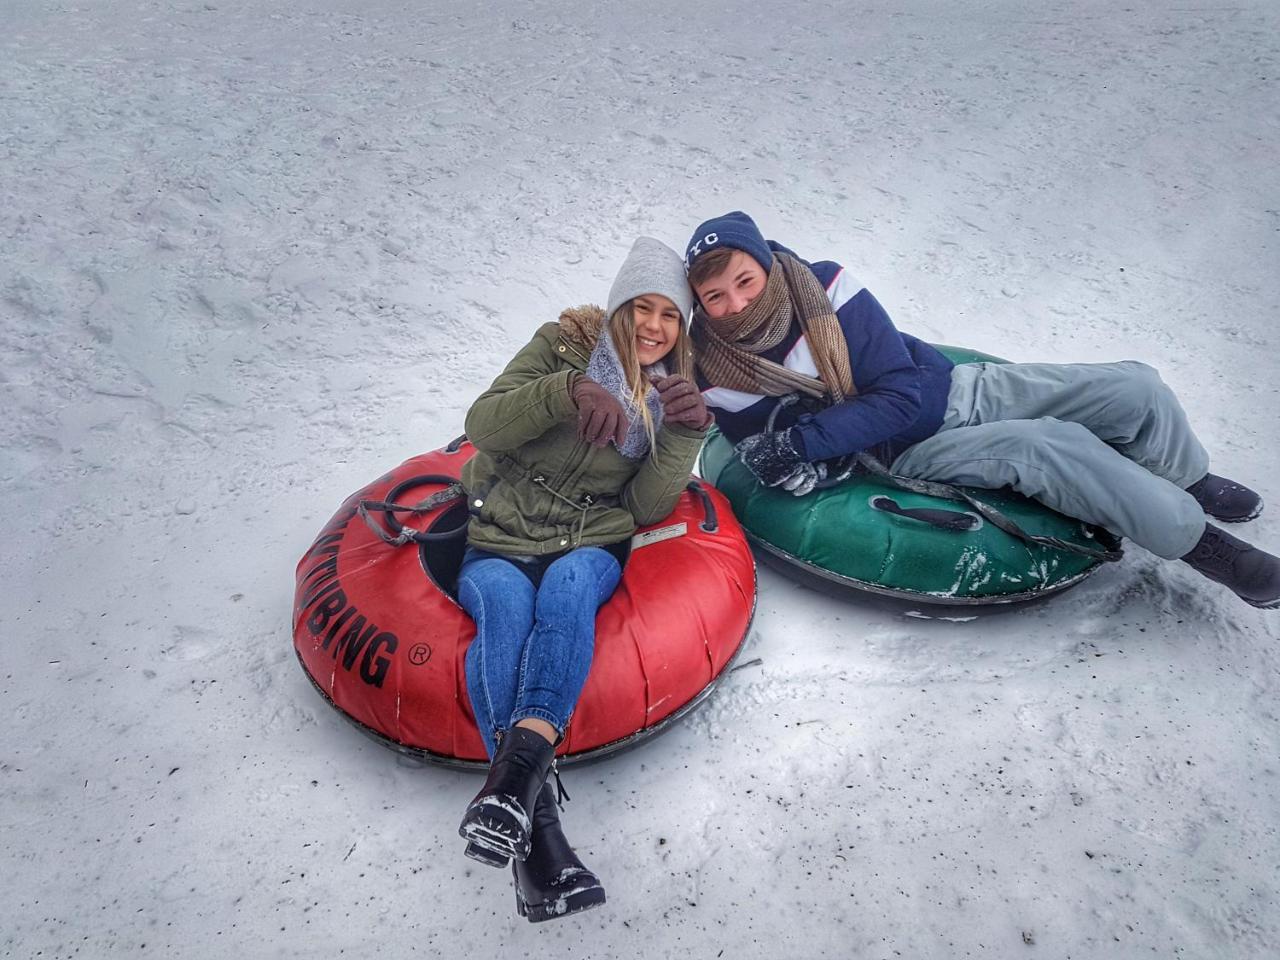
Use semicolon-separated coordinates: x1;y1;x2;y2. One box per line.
684;210;1280;609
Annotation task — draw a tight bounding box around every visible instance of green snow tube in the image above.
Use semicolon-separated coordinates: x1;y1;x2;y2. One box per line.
696;345;1120;605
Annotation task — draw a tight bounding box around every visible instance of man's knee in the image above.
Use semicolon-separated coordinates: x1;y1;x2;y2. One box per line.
1112;360;1172;410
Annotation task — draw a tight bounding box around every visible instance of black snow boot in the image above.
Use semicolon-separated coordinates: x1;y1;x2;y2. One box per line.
1186;473;1263;523
459;726;556;866
1181;524;1280;609
513;782;607;923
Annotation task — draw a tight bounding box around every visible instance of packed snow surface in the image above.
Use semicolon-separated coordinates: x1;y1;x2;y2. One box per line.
3;0;1279;957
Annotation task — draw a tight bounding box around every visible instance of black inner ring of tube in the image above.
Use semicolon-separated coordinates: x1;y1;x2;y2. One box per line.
419;502;471;601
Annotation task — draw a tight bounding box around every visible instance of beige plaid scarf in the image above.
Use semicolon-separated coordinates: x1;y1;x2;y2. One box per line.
692;252;856;403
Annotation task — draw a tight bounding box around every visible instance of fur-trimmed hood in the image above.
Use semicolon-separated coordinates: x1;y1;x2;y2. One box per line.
557;304;607;352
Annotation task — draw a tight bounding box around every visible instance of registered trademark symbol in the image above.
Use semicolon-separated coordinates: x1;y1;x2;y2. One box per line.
408;643;432;666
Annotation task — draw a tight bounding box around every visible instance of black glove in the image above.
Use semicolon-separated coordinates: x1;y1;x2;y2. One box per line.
570;375;627;447
733;430;826;497
651;375;713;430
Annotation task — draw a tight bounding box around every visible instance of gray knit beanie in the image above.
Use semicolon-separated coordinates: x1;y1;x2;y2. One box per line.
606;237;695;327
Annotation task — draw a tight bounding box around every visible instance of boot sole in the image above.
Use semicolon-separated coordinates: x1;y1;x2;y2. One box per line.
515;883;607;923
463;842;510;869
459;802;531;863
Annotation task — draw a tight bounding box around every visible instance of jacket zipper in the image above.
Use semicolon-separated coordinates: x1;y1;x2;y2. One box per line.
535;335;595;534
543;335;590;498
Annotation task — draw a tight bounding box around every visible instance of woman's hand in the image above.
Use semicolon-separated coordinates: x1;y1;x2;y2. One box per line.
652;375;713;431
570;375;627;447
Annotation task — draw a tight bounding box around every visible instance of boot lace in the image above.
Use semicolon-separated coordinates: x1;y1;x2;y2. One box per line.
1189;528;1240;573
551;758;571;811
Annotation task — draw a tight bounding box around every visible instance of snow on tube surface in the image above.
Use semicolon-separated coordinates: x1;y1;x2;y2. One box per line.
697;345;1119;605
293;440;757;768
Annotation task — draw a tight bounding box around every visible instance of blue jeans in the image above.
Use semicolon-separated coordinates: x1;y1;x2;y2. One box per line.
458;546;622;759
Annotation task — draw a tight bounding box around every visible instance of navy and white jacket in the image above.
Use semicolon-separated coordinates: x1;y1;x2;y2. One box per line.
696;244;956;464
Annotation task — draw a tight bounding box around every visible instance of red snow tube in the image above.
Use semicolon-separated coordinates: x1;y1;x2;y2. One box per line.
292;439;756;768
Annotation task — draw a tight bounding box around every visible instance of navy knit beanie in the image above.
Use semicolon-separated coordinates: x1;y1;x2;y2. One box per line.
684;211;773;274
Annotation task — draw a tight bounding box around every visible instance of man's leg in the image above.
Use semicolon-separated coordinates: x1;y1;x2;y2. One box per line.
891;416;1205;559
947;361;1209;487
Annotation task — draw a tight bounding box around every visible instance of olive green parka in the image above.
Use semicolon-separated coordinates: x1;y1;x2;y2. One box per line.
461;306;707;556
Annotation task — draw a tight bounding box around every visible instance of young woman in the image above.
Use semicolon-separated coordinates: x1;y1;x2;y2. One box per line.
455;237;711;922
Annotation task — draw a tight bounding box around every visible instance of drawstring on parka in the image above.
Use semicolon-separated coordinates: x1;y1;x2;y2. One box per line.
530;473;609;549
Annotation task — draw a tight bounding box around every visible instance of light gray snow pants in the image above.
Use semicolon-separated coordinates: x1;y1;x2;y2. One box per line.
889;361;1210;559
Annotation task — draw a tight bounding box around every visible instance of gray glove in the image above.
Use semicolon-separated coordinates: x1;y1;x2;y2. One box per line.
734;430;827;497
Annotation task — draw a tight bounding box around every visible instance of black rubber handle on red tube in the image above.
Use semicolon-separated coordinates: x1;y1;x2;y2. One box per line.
688;479;719;534
360;474;468;544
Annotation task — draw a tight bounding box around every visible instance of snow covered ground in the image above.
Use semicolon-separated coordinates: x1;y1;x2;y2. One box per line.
3;0;1279;955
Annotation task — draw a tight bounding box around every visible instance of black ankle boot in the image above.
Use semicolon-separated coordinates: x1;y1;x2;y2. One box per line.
1186;473;1264;523
1181;524;1280;608
513;782;606;923
459;726;556;865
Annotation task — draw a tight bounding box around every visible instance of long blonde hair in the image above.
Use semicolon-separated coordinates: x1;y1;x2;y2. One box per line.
609;300;695;454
